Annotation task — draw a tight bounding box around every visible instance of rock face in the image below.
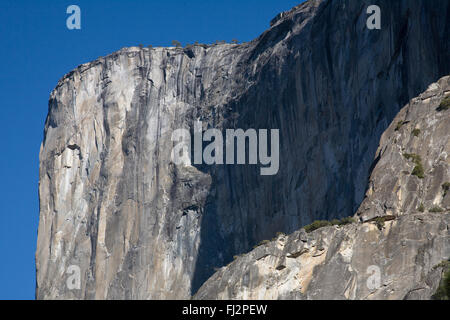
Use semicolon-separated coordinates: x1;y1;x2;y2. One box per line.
194;77;450;300
195;214;450;300
36;0;450;299
357;77;450;221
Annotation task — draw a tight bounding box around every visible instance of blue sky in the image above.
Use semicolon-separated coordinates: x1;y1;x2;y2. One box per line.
0;0;302;299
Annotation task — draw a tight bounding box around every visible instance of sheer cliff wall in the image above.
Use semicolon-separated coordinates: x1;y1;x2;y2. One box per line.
37;0;449;299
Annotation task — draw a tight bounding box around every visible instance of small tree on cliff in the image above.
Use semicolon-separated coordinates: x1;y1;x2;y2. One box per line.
172;40;182;48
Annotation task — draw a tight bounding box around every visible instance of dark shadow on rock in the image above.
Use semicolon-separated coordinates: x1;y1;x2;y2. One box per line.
190;0;450;296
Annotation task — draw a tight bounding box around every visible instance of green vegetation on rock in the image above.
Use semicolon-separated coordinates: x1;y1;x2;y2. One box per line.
253;239;271;248
303;216;356;233
403;153;425;178
432;260;450;300
171;40;182;47
429;206;444;213
411;165;425;179
395;120;406;131
442;182;450;197
436;96;450;112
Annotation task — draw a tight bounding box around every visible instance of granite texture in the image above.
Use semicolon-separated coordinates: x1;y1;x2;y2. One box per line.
36;0;450;299
194;77;450;300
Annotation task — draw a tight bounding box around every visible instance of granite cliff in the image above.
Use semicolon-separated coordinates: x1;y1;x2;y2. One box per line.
36;0;449;299
194;76;450;300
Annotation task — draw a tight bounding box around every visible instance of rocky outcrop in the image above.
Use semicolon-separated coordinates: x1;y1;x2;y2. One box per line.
195;213;449;300
37;0;450;299
194;76;450;300
357;77;450;221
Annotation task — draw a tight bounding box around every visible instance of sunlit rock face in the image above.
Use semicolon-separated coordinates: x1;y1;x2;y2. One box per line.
195;214;450;300
357;77;450;222
36;0;449;299
194;76;450;300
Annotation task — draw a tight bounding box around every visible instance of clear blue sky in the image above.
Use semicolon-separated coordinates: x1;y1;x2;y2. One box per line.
0;0;303;299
